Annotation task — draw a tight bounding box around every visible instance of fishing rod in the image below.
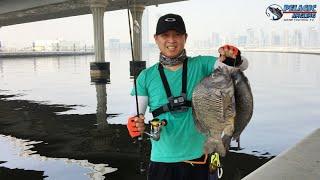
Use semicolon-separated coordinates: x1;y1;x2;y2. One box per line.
126;0;146;174
127;0;140;116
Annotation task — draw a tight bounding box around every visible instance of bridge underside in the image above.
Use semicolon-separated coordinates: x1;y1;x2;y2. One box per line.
0;0;186;26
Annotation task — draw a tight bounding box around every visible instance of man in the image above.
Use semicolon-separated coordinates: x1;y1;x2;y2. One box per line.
127;13;248;180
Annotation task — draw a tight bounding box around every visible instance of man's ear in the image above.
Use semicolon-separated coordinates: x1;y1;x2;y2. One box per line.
185;33;188;41
154;34;159;45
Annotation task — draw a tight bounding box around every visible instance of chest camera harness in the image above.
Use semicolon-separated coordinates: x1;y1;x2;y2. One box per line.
151;58;192;117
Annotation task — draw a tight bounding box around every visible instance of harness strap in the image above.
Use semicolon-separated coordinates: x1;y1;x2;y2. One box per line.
181;58;188;94
157;58;188;98
151;100;192;117
158;63;172;98
152;59;191;117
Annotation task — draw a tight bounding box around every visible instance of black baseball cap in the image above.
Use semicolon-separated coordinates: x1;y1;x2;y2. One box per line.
155;14;186;35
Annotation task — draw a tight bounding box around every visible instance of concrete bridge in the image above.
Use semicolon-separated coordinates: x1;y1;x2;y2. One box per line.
0;0;187;81
0;0;185;26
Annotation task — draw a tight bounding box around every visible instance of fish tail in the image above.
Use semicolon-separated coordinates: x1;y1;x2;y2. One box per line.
205;137;226;157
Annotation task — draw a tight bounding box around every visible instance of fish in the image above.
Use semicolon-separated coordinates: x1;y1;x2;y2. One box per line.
231;71;254;139
192;66;236;157
192;66;253;156
222;70;254;151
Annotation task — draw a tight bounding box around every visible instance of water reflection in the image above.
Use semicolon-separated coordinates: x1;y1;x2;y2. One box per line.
0;59;3;76
0;92;145;179
57;56;61;71
1;51;320;179
95;84;108;128
33;57;37;72
0;135;117;180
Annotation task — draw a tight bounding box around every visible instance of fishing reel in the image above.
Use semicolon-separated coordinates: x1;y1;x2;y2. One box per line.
144;118;167;141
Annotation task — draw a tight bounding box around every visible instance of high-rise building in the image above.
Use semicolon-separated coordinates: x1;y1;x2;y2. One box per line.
271;31;281;46
307;27;318;47
211;32;221;47
282;29;289;47
259;29;270;47
292;29;302;47
238;36;247;47
246;28;255;47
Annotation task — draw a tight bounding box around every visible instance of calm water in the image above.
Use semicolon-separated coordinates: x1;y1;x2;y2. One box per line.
0;50;320;179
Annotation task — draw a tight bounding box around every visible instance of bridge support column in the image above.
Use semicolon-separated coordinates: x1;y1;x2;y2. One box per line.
129;4;146;78
89;0;110;83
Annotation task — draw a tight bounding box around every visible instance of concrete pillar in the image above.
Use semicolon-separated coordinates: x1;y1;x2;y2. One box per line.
130;60;146;78
89;0;110;83
90;62;110;84
130;4;144;61
129;4;146;77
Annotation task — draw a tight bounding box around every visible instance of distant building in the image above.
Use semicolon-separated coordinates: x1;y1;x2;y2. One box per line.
108;38;120;50
238;36;247;47
32;40;81;51
246;28;256;47
271;31;281;46
211;32;221;47
292;29;302;48
259;29;269;47
119;42;131;50
307;27;318;48
282;29;289;47
33;40;56;51
193;39;211;49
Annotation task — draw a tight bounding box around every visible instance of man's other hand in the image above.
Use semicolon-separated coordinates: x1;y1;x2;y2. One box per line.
218;44;242;67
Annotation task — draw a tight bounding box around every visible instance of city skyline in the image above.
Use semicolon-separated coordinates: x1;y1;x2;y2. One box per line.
0;0;319;48
1;25;319;52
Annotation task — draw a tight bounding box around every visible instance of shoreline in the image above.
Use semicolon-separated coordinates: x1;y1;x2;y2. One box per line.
0;51;94;58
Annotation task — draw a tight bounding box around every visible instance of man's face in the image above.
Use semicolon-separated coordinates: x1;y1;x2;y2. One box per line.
154;30;187;58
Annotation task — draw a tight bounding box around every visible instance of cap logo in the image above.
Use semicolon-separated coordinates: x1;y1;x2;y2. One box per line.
164;18;176;22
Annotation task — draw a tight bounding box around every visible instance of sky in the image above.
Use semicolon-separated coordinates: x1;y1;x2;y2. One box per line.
0;0;319;48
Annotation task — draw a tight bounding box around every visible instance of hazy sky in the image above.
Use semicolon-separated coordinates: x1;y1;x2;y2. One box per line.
0;0;319;47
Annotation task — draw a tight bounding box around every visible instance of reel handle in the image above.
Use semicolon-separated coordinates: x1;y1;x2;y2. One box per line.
144;118;167;141
161;119;167;126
